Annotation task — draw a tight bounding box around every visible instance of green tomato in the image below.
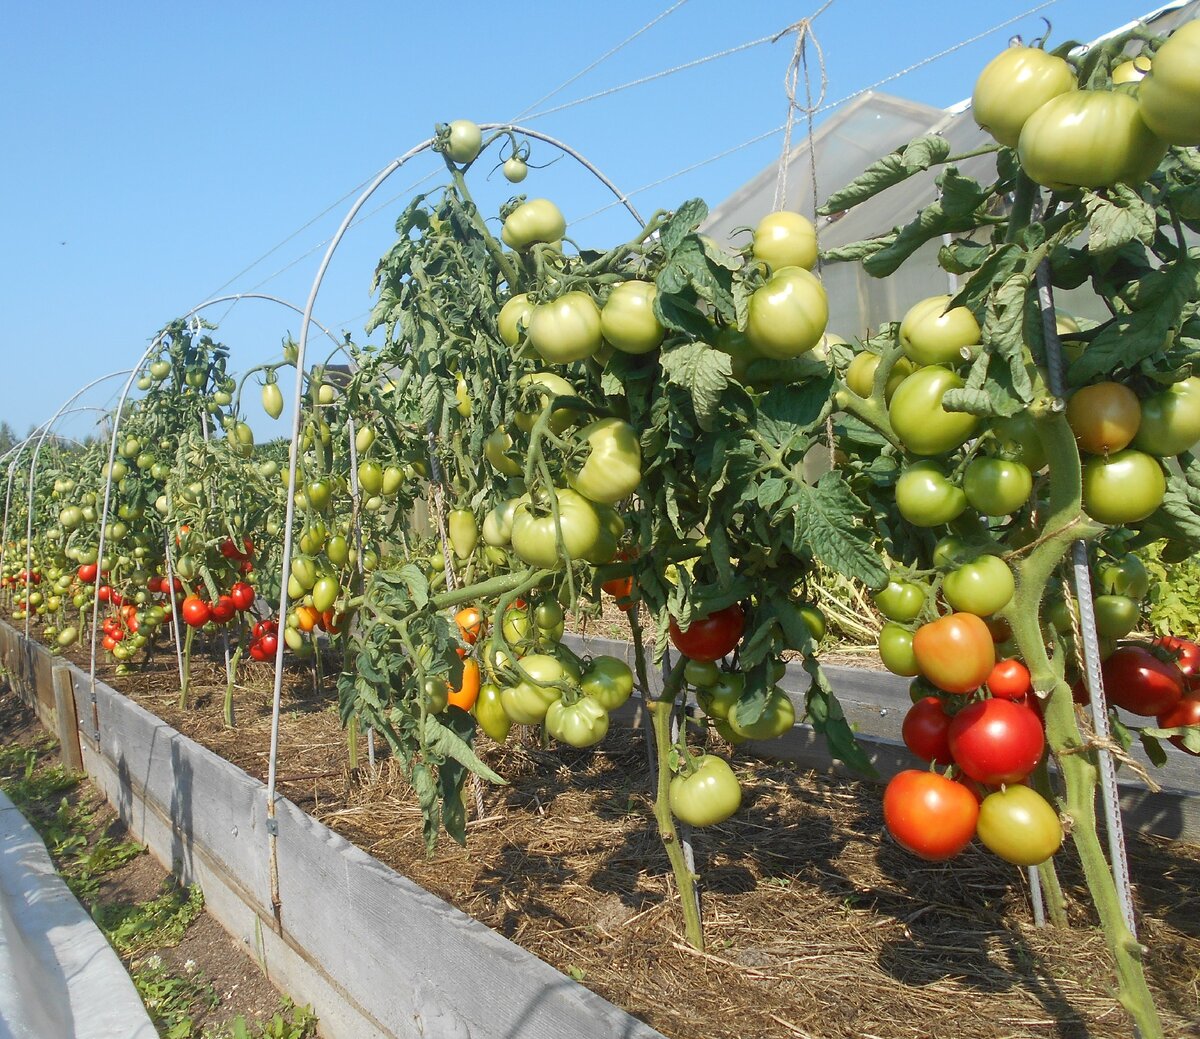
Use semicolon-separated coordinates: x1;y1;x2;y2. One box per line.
474;683;511;743
874;578;927;623
500;653;579;725
727;687;795;740
695;672;745;720
1094;594;1141;639
448;509;478;560
752;211;817;272
683;658;721;688
972;46;1077;147
745;266;828;360
899;295;980;366
1132;377;1200;457
312;576;340;614
527;292;602;364
1018;89;1167;190
942;555;1015;617
501;198;566;250
261;382;284;420
510;488;602;569
514;372;577;434
567;418;641;505
889;367;978;456
485;429;524;477
880;622;919;677
445;119;482;163
423;677;450;714
1095;554;1150;600
1082;449;1166;526
976;785;1062;866
992;411;1047;472
580;656;634;711
669;755;742;827
502;156;528;183
149;359;171;380
845;351;915;401
482;497;520;547
963;457;1033;517
600;281;665;355
358;460;384;495
498;293;534;349
896;461;967;527
545;696;610;748
326;535;350;567
1137;20;1200;145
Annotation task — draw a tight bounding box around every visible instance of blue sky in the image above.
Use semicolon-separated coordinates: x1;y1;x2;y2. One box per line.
0;0;1151;443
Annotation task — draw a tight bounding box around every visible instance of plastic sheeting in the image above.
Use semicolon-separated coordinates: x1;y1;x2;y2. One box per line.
702;1;1200;340
0;790;156;1039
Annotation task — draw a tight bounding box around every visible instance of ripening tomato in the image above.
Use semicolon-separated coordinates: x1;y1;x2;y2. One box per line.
501;198;566;250
447;659;482;711
976;786;1063;866
883;770;979;861
912;613;995;694
670;604;745;663
899;295;980;366
752;211;817;271
948;698;1045;785
1156;695;1200;755
456;606;485;645
972;46;1076;147
902;697;953;764
1153;636;1200;688
1066;382;1141;454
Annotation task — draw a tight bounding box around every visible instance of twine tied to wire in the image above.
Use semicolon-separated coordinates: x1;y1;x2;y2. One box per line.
771;3;833;217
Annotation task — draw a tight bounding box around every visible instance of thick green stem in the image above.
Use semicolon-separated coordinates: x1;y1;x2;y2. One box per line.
180;624;194;710
1000;412;1163;1038
648;657;700;945
347;719;360;771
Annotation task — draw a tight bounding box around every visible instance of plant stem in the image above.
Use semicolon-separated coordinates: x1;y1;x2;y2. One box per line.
1001;412;1162;1038
180;625;194;710
223;642;242;728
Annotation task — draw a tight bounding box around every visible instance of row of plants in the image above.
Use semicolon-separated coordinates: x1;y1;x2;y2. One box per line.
3;19;1200;1037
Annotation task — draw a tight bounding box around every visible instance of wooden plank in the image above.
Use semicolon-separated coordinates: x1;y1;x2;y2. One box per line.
51;667;83;772
274;796;667;1039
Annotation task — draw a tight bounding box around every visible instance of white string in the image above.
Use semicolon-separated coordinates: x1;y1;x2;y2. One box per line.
772;2;834;213
511;0;692;121
574;0;1062;226
520;33;784;122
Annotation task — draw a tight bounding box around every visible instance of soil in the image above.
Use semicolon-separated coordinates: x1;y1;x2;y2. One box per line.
52;632;1200;1039
0;680;287;1036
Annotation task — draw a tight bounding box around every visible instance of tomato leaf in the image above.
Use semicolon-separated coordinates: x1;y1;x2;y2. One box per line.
802;656;875;776
1138;729;1170;768
1084;187;1157;254
862;169;992;278
792;472;888;588
660;198;709;255
1068;258;1200;384
660;341;731;431
938;239;991;276
819;135;952;216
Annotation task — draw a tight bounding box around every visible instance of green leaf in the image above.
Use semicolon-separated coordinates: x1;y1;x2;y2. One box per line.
660;199;709;255
791;472;887;587
863;168;992;278
1139;729;1170;768
803;657;875;776
819;135;952;216
938;239;991;276
660;341;731;431
1083;186;1157;254
423;714;506;785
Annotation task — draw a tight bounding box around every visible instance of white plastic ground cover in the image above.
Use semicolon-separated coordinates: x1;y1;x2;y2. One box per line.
0;789;156;1039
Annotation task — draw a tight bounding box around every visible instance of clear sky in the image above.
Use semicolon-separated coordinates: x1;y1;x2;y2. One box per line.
0;0;1155;444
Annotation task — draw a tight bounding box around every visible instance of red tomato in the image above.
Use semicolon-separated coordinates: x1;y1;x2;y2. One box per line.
210;595;237;624
181;596;211;628
102;635;118;652
252;619;277;639
948;698;1045;786
1156;695;1200;755
248;640;267;662
97;585;112;603
259;632;279;657
230;582;255;611
902;697;953;764
883;770;979;861
1101;644;1185;717
988;659;1031;700
219;538;244;560
1153;636;1200;689
669;604;745;662
77;564;98;583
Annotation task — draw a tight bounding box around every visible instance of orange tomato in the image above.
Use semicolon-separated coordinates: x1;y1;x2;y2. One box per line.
295;605;320;632
448;658;482;711
455;606;485;645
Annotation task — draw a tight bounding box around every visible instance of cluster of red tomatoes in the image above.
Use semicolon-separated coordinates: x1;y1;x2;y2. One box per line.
1095;636;1200;753
884;612;1062;866
246;618;279;662
179;580;257;629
